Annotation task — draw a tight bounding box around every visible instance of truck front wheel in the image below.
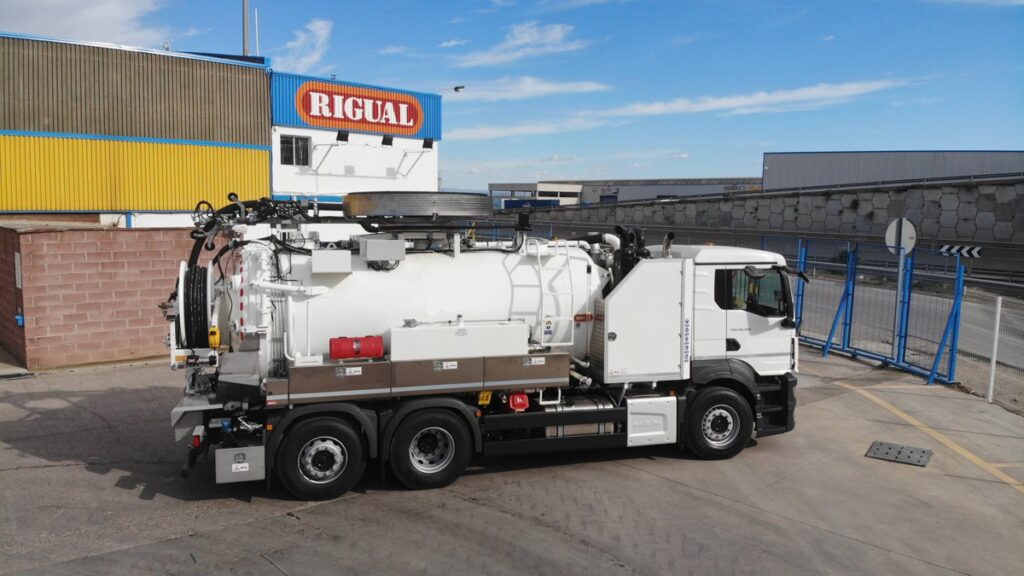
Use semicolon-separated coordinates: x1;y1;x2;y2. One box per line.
277;417;366;500
390;410;471;490
685;386;753;460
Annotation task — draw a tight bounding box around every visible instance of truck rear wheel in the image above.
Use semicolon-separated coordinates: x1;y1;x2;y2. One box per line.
685;386;753;460
277;417;366;500
390;410;471;490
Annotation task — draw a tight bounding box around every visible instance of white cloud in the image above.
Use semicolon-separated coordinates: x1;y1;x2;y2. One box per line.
449;17;466;24
379;45;410;55
454;21;592;67
439;39;469;48
597;80;910;117
0;0;169;46
274;19;333;74
446;117;608;141
181;26;212;38
447;76;610;102
822;34;836;41
668;152;690;159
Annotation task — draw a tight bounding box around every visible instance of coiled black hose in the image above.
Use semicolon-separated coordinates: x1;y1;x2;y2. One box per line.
182;266;209;348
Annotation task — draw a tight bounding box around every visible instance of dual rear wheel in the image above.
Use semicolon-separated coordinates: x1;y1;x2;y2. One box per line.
276;410;471;500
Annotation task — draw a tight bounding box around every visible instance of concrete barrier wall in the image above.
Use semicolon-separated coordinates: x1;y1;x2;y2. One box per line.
516;182;1024;245
5;227;206;370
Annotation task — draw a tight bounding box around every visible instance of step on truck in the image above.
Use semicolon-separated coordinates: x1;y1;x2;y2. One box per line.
166;192;801;500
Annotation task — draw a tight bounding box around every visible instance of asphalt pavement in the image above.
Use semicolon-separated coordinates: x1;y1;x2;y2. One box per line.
1;352;1022;575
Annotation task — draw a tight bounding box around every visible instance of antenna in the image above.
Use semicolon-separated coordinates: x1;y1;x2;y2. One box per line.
242;0;250;56
254;7;260;56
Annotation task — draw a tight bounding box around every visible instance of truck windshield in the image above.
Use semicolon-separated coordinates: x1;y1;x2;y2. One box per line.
716;268;792;318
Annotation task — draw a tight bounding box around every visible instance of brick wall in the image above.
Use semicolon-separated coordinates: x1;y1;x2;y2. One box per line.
15;228;211;370
0;227;25;364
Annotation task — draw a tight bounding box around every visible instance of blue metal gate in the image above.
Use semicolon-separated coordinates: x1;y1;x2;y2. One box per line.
763;237;965;385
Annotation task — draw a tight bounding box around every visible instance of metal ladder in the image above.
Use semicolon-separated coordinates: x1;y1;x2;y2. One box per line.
525;238;575;348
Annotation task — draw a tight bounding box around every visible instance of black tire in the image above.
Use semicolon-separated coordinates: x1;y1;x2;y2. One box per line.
277;417;366;501
389;410;471;490
685;386;754;460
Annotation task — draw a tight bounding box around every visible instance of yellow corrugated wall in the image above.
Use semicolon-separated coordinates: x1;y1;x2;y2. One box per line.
0;134;268;211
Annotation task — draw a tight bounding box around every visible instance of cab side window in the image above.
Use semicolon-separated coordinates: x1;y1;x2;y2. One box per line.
715;269;788;317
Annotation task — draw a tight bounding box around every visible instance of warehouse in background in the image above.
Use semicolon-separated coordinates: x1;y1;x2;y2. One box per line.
0;32;442;226
0;33;271;227
761;151;1024;192
491;178;762;206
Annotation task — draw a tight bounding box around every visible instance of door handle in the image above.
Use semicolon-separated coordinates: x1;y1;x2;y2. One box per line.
726;338;740;352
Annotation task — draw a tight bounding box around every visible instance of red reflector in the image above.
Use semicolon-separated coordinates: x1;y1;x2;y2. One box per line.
573;313;594;323
239;288;244;297
509;392;529;412
191;435;202;449
239;302;244;311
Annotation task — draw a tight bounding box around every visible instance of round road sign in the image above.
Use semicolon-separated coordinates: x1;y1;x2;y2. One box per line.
885;218;917;255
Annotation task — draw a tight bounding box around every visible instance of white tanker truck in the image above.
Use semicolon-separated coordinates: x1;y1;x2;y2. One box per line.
166;192;802;500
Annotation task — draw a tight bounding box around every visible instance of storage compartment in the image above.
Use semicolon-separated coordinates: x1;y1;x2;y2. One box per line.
387;322;528;361
483;353;569;390
626;396;677;447
214;445;266;484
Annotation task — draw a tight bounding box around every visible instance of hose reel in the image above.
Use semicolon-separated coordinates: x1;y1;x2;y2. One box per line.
180;265;210;349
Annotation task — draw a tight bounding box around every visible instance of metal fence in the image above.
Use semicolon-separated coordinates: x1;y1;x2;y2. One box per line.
764;237;965;385
954;290;1024;414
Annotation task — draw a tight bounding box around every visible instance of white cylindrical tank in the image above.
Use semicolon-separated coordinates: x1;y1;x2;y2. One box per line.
224;240;609;369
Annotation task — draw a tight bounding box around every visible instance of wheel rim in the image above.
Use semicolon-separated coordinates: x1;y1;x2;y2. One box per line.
408;426;455;474
298;436;348;484
701;404;740;448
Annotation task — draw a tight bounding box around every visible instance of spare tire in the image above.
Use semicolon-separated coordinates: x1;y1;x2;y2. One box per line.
343;191;493;219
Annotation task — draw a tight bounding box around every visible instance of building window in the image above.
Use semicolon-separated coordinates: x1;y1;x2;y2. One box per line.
280;135;310;166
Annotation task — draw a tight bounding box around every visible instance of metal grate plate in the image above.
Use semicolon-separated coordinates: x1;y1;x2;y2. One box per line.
343;191;494;218
865;441;932;467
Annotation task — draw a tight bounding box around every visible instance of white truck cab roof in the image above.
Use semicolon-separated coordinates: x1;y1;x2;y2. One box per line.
668;244;787;266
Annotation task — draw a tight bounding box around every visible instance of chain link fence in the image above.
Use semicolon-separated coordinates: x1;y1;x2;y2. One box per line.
956;288;1024;414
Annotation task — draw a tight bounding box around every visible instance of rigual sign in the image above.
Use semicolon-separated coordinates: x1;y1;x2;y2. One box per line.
272;74;441;140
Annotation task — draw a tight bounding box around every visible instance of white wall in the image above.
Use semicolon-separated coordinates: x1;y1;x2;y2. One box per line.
271;126;439;197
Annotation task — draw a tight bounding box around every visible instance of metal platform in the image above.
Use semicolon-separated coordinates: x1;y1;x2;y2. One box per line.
343;191;493;219
865;440;933;467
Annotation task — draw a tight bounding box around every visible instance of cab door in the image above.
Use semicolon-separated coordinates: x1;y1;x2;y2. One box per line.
719;267;795;376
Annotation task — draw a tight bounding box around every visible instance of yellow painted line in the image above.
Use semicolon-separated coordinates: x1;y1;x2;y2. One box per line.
864;384;924;390
834;381;1024;496
991;463;1024;469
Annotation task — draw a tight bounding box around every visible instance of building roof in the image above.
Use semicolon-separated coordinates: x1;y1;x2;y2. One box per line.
762;150;1024;191
542;178;762;187
0;30;268;69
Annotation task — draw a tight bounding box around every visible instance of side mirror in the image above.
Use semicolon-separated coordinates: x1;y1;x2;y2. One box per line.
743;265;766;279
782;318;796;329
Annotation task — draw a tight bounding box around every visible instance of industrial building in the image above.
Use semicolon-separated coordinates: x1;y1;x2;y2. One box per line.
490;178;762;206
761;151;1024;191
0;32;441;227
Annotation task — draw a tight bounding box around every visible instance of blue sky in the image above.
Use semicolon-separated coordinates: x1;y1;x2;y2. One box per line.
2;0;1022;190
